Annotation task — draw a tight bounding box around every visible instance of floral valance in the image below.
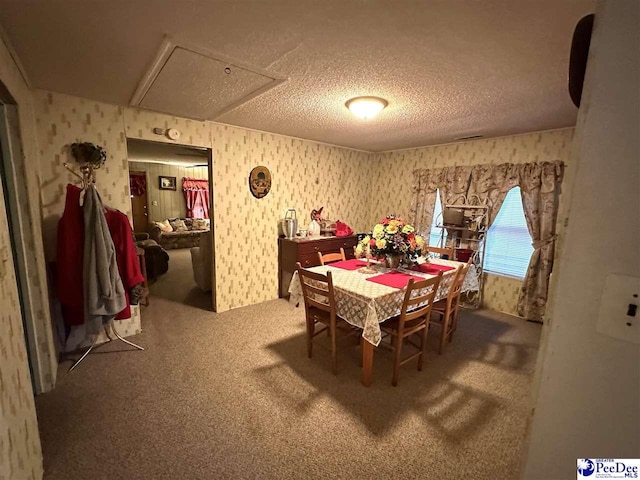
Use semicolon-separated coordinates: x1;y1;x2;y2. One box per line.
182;178;209;191
411;161;564;231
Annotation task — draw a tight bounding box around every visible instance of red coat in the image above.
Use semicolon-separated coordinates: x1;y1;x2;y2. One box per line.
57;184;144;326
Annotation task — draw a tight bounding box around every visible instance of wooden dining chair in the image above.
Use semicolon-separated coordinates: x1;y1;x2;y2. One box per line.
380;272;443;386
429;257;473;354
425;245;455;260
318;247;346;265
296;262;359;374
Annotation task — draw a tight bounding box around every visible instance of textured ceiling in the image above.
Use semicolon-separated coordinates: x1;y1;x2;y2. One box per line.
0;0;594;152
127;139;208;167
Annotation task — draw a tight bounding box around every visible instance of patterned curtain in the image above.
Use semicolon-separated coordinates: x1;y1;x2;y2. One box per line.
440;166;472;206
516;161;564;321
412;160;565;322
410;168;442;235
182;178;210;219
467;163;519;227
129;173;146;197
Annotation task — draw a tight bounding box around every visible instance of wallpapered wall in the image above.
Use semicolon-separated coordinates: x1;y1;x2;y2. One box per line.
0;37;44;480
35;90;372;313
369;129;575;316
36;90;575;318
35;91;142;351
211;124;371;310
129;161;208;223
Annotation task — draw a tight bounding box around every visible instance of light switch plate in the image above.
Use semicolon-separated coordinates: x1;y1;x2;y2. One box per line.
152;200;158;206
596;273;640;344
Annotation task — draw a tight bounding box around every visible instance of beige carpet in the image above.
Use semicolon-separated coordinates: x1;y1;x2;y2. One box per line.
37;290;541;479
149;247;212;311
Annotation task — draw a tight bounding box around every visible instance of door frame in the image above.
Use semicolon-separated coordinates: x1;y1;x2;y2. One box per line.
124;137;217;311
0;101;56;394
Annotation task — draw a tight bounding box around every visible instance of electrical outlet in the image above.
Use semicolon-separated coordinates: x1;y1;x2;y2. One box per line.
596;273;640;344
152;200;158;206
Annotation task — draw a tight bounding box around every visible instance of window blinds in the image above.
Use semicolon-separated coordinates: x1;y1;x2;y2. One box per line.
484;187;534;279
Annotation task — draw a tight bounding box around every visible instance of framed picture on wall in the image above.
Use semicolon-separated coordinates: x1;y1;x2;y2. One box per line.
159;176;177;190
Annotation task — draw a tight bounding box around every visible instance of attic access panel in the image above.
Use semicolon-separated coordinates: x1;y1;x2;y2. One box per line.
134;43;285;120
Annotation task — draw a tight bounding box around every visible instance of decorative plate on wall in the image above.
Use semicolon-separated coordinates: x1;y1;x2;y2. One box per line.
249;166;271;198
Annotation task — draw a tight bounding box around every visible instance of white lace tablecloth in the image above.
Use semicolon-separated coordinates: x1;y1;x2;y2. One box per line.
289;260;479;346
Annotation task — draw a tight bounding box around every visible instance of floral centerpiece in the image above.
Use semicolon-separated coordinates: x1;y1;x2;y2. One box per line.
355;215;427;269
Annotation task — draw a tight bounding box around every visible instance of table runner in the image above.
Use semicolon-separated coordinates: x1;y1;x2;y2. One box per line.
289;259;479;346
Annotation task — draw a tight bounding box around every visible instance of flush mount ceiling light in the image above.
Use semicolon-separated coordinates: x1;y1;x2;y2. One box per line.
345;96;388;119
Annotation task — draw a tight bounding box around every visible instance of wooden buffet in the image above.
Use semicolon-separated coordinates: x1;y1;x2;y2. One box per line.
278;235;358;298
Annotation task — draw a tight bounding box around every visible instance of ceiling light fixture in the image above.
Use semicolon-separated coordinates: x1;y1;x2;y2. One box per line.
345;96;388;119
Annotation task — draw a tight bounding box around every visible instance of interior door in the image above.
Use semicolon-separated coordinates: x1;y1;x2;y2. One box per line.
129;171;149;232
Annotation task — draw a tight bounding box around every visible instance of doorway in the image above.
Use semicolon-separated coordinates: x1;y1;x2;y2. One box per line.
126;138;215;312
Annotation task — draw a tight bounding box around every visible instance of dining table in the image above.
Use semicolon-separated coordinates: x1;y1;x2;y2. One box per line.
288;258;479;386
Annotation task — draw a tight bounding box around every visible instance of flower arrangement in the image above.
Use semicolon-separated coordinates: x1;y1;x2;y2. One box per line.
355;215;426;266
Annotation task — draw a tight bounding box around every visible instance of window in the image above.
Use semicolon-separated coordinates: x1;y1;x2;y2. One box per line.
484;187;533;279
429;189;447;246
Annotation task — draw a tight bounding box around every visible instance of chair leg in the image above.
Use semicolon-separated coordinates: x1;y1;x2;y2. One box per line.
331;324;337;375
306;318;314;359
451;307;460;338
392;333;403;387
439;311;450;355
418;325;428;371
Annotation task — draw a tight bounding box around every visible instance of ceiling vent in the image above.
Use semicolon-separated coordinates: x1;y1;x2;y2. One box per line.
131;38;287;120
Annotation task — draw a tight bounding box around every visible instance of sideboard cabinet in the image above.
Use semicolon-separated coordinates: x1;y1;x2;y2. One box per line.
278;235;358;298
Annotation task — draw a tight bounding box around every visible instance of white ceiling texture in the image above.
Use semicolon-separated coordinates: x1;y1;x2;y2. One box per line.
0;0;594;152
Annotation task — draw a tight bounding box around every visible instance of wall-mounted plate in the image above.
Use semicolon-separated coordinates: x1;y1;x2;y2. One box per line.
249;166;271;199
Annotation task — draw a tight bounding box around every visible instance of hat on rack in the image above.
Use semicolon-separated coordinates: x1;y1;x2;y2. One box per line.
69;142;106;169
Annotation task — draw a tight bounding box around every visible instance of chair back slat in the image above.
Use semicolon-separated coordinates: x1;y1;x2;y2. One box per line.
397;273;442;331
425;246;455;259
296;262;336;314
318;248;346;266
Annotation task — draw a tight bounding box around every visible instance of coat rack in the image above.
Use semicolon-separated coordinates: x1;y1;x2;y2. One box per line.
63;143;144;372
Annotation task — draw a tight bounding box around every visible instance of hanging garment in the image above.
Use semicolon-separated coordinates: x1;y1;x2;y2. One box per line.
105;207;145;320
57;184;145;327
82;186;126;333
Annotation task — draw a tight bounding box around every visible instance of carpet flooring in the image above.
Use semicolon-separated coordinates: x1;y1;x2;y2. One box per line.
148;248;212;311
37;283;541;479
